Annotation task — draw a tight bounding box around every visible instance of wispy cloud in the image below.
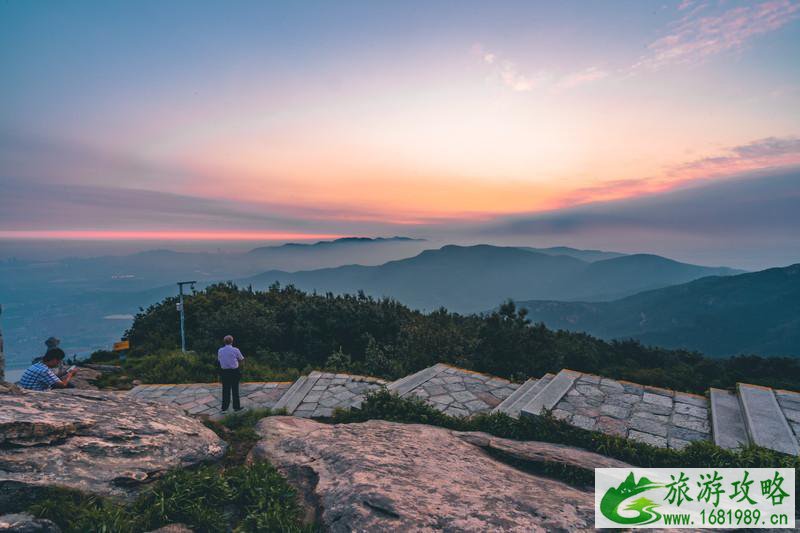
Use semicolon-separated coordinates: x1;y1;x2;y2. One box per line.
472;43;606;93
473;44;541;91
633;0;800;71
554;67;609;90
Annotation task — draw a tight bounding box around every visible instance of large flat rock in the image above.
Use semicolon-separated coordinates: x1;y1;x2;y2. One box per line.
250;416;597;531
0;389;226;504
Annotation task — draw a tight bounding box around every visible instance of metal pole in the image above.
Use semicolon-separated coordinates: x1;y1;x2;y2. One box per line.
177;281;196;353
0;303;5;382
179;286;186;353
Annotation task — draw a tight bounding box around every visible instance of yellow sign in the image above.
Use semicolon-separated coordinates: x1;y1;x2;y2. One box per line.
113;340;130;352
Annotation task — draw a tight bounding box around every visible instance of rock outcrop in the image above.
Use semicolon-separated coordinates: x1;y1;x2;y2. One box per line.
250;416;615;531
0;389;226;508
0;513;60;532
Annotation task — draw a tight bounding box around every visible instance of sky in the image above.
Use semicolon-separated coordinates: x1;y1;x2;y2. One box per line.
1;0;799;268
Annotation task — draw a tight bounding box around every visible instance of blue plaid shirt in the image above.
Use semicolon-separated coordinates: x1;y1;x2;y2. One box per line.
18;362;61;391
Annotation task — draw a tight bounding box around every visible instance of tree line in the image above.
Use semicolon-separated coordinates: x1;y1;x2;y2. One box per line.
120;283;800;393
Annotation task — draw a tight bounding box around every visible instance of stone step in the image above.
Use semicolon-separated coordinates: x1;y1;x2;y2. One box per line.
273;375;310;413
492;374;555;419
737;383;800;456
387;363;447;397
709;388;749;451
491;378;538;416
520;369;582;419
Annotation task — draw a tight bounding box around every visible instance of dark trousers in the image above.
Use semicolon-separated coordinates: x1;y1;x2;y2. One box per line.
220;368;241;411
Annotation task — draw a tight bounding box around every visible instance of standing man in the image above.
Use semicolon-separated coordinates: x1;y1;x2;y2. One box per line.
217;335;244;412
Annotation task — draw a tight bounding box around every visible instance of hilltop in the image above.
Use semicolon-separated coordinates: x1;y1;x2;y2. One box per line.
246;244;741;313
518;263;800;357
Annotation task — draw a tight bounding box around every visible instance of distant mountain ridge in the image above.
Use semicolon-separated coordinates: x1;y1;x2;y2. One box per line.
246;244;740;314
520;246;626;262
0;236;430;367
248;236;424;254
518;263;800;357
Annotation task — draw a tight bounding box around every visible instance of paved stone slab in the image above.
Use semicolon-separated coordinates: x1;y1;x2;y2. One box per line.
503;373;555;418
273;375;309;412
387;364;447;396
128;381;292;419
521;369;582;418
709;388;749;451
738;383;800;456
274;372;387;417
399;365;520;417
492;377;539;417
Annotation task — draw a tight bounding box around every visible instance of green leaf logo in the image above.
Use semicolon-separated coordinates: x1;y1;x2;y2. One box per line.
600;472;664;525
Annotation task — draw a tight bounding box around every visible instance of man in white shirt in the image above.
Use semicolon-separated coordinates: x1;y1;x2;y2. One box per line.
217;335;244;411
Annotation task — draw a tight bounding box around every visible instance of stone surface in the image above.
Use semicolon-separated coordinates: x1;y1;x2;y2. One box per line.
68;366;102;390
492;374;554;419
628;430;668;448
386;364;447;397
250;416;596;531
276;372;385;416
738;383;800;455
520;369;581;417
0;513;60;532
549;372;712;449
395;364;519;416
129;381;293;418
0;389;226;502
145;524;193;533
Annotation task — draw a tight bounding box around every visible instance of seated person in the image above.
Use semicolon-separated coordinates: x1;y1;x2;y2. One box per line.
18;348;77;391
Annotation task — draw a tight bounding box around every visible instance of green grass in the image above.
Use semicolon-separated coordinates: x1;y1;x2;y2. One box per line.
26;462;308;533
25;408;308;533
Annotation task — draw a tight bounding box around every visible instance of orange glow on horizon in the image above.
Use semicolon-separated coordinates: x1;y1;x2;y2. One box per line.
0;230;346;241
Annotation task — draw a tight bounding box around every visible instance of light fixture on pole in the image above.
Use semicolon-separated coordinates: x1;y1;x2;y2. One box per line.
177;281;197;353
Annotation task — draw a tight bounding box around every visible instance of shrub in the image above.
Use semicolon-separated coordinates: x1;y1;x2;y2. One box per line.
93;349;300;387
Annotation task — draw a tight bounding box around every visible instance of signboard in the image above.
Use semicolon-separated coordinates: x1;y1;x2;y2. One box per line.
113;340;130;352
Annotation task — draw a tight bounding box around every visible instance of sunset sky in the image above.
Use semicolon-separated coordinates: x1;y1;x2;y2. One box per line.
1;0;799;266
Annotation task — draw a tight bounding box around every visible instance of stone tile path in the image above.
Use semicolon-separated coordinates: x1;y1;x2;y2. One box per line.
274;371;386;418
128;381;292;417
393;364;520;417
546;372;711;450
126;364;800;456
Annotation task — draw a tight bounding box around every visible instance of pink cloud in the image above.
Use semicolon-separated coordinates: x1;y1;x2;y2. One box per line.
634;0;800;71
557;136;800;206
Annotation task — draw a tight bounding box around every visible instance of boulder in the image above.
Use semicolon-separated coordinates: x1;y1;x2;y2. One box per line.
0;389;226;507
0;513;60;532
145;524;193;533
68;367;102;390
250;416;606;531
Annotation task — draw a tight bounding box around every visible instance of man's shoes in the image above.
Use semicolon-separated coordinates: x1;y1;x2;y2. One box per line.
233;407;244;412
221;408;229;412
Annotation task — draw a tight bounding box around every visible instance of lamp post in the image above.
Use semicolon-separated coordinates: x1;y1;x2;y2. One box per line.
177;281;196;353
0;304;5;382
